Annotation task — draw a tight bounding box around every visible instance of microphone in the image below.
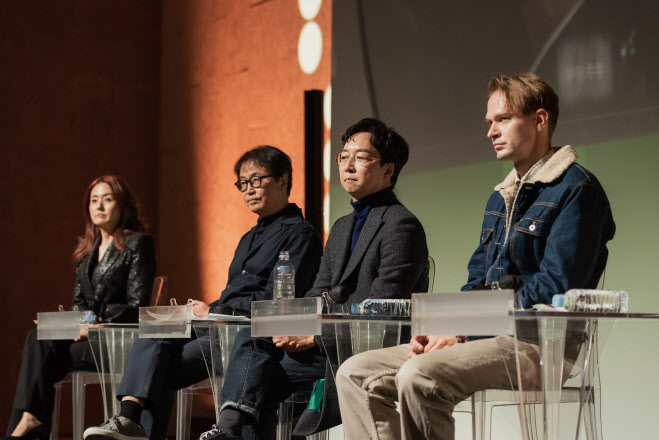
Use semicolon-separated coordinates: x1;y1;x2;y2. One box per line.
328;285;351;304
494;274;523;291
213;304;235;315
477;274;523;292
211;303;251;317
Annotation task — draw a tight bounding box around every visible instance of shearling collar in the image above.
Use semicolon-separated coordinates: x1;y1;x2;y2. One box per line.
494;145;578;191
495;145;578;245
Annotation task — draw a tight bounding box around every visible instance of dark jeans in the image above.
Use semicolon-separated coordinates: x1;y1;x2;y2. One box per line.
220;327;326;440
8;328;98;435
116;335;212;440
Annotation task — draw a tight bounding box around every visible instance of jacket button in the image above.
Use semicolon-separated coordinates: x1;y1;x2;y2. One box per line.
227;284;231;288
241;270;246;275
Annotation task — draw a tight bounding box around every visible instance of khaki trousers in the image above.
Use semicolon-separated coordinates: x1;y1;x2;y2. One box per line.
335;336;542;440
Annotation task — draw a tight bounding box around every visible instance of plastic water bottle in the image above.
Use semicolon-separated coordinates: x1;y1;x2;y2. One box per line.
80;311;96;324
273;251;295;300
351;299;412;316
563;289;629;312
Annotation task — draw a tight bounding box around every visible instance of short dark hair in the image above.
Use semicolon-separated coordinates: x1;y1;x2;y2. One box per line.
341;118;409;186
234;145;293;195
488;73;560;137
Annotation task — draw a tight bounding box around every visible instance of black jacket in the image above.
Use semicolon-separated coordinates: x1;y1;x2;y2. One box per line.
72;232;156;323
211;203;323;312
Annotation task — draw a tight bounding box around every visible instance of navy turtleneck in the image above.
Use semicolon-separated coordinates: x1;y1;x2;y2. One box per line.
349;187;394;252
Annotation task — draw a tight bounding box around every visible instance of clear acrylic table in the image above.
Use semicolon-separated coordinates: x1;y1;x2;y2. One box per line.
191;318;252;423
86;324;139;420
508;310;659;440
317;313;410;367
251;298;659;439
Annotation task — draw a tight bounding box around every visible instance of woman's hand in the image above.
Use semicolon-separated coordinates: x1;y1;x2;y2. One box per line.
273;335;316;353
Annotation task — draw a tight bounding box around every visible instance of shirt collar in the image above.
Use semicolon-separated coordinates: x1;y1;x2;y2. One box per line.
516;148;557;186
257;203;297;227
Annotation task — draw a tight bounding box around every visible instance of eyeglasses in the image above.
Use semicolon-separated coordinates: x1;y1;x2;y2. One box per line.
335;153;382;166
234;175;274;192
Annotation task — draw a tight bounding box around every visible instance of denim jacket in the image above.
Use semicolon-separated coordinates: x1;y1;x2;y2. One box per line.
462;146;616;308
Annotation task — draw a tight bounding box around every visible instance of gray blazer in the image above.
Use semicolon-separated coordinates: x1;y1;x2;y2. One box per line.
295;191;428;436
307;191;429;306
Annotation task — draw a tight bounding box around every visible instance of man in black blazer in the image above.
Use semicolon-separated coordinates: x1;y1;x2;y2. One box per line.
198;118;429;440
84;146;323;440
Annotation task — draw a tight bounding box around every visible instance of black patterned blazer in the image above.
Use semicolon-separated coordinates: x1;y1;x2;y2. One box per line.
71;232;156;323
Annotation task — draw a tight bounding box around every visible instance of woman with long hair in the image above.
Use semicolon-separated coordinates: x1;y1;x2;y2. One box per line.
4;175;156;440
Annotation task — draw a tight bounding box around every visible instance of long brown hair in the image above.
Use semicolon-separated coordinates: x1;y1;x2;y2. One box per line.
72;175;146;264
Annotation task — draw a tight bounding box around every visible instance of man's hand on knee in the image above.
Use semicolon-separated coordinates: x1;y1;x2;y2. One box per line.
273;335;316;352
408;335;459;358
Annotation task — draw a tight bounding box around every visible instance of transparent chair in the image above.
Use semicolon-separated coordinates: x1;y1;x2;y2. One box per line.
277;385;327;440
50;276;168;440
180;322;251;440
248;298;328;439
427;255;436;293
176;378;213;440
454;387;595;440
150;275;169;307
452;316;603;440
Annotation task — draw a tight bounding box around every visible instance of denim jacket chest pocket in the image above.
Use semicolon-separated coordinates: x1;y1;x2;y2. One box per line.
510;203;558;272
481;211;505;269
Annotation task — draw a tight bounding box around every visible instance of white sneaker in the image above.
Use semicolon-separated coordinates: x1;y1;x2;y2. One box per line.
83;415;148;440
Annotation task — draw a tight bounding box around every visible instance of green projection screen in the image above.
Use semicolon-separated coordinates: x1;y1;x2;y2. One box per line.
330;1;659;438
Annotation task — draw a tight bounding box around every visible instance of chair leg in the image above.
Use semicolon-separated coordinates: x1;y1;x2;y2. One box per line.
50;382;62;440
582;388;601;440
472;391;485;440
72;372;85;440
308;430;328;440
176;390;194;440
276;400;293;440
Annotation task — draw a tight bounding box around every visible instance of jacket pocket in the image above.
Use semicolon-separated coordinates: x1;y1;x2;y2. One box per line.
480;228;495;269
510;217;552;272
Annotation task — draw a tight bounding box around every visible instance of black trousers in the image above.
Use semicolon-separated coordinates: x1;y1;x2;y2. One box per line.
7;328;98;435
115;335;211;440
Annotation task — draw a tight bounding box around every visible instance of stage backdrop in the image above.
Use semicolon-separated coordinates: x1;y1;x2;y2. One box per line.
0;0;331;434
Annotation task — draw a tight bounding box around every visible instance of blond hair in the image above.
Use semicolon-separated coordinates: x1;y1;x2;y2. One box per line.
488;73;559;136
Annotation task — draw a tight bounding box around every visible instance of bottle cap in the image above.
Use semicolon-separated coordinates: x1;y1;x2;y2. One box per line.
551;294;565;308
83;312;96;324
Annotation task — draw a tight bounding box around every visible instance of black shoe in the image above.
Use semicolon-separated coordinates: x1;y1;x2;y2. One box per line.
198;425;242;440
0;424;48;440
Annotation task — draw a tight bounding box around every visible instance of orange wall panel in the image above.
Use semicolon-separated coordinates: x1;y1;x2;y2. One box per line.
0;0;331;432
159;0;331;304
0;1;161;432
